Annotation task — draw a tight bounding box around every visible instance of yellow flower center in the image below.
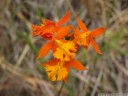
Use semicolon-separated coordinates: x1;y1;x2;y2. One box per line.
41;24;44;27
80;32;90;39
74;31;90;46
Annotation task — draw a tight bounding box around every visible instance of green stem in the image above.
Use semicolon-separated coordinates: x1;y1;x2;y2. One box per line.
57;80;65;96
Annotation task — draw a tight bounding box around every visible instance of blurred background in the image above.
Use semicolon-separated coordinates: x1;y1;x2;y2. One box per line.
0;0;128;96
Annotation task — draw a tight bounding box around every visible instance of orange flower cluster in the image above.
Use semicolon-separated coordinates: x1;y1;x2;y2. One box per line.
32;11;105;81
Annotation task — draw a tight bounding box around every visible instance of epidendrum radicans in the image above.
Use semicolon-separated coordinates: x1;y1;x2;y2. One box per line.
32;11;105;82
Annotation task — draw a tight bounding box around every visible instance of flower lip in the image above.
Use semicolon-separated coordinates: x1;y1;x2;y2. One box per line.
43;60;68;81
54;40;77;61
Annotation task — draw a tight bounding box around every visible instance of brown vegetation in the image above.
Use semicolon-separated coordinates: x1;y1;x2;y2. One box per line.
0;0;128;96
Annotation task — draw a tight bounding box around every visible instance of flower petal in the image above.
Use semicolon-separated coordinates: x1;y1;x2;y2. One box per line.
37;41;53;58
71;26;81;35
41;33;53;40
63;63;70;82
91;27;105;37
51;42;57;53
57;11;70;25
42;58;59;66
32;25;41;36
57;66;68;81
42;19;55;25
91;39;102;54
78;17;88;32
56;25;70;39
69;59;87;70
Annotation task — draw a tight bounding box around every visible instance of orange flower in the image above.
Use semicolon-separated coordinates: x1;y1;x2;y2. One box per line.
37;25;71;58
32;11;105;82
32;11;70;40
42;58;87;81
73;18;105;54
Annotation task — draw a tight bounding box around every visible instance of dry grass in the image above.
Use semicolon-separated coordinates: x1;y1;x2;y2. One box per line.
0;0;128;96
